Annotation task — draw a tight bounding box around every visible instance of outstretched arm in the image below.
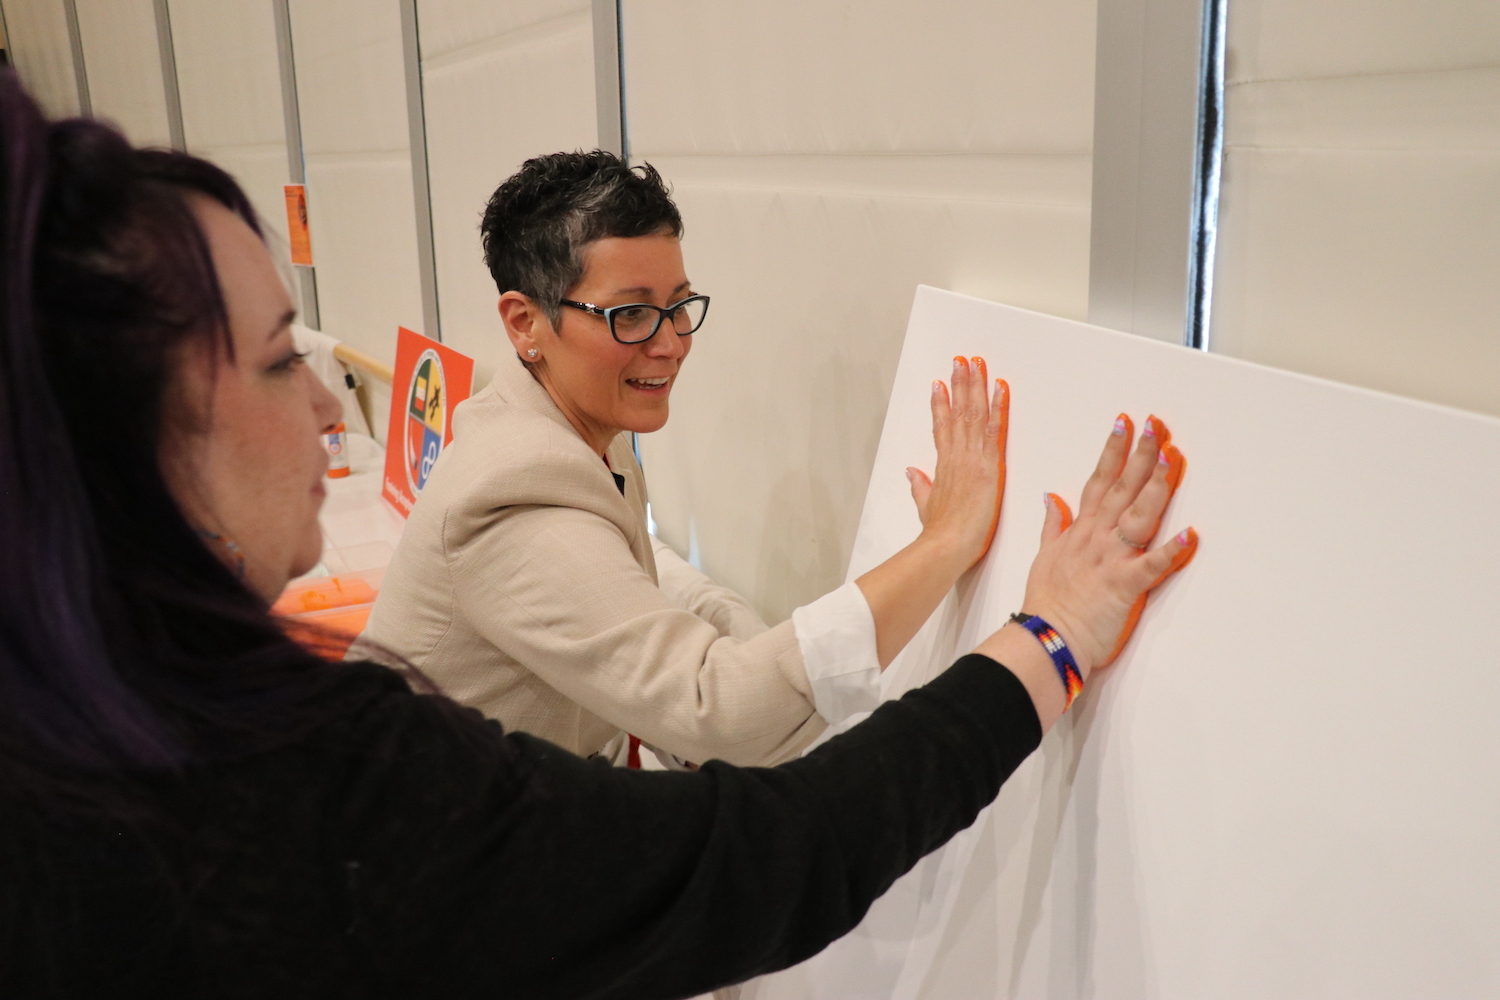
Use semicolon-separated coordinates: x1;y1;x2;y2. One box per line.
343;650;1042;1000
857;356;1008;667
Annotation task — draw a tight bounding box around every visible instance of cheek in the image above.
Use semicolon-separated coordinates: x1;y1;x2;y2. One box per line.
567;346;633;403
209;383;325;533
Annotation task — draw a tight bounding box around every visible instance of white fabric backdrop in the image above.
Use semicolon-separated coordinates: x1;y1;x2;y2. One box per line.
2;0;82;118
418;0;598;381
1211;0;1500;417
288;0;425;393
72;0;171;147
168;0;291;253
625;0;1098;625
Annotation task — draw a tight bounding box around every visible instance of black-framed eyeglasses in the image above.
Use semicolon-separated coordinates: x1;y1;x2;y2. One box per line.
559;294;710;345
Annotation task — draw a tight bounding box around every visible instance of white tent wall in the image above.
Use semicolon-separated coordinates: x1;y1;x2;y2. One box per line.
1210;0;1500;417
72;0;171;147
167;0;291;253
2;0;82;118
418;0;599;380
624;0;1097;625
288;0;424;400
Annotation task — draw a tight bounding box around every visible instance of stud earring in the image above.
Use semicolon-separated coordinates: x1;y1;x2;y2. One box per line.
526;348;539;359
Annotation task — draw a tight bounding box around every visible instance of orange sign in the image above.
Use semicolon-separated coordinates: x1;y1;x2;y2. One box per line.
283;184;313;265
381;327;474;518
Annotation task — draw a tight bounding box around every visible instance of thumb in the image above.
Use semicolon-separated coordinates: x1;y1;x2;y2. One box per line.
1041;492;1073;542
907;467;934;519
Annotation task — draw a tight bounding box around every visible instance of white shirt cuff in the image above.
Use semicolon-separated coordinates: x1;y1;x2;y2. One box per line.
792;581;881;725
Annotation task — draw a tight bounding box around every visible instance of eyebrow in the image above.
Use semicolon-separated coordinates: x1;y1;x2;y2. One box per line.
611;281;692;299
267;308;298;341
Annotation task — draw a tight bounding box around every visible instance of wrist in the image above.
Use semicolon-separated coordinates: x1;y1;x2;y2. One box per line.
972;623;1068;732
1010;612;1085;711
914;525;980;578
1016;606;1095;679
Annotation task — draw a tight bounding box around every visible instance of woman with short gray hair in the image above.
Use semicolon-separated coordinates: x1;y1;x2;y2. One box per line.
360;151;1185;770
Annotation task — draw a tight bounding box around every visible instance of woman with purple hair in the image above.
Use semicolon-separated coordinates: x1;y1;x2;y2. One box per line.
0;71;1195;998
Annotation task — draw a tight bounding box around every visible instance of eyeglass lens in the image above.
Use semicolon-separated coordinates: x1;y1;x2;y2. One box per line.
612;297;708;342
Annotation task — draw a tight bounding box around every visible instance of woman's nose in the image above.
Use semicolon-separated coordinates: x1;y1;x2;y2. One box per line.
309;369;344;433
646;325;686;359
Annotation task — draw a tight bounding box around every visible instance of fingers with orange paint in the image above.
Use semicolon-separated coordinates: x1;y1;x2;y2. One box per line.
1041;492;1073;542
1009;413;1198;676
910;357;1009;569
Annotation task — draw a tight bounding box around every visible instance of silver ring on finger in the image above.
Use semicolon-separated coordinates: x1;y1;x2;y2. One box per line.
1115;527;1149;550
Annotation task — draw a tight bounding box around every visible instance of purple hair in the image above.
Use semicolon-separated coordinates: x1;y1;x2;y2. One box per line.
0;71;350;795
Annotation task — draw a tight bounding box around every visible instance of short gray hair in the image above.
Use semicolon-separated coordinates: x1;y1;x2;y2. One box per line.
480;150;683;325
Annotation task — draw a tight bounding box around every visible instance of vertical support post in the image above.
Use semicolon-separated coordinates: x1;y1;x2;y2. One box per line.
1185;0;1227;350
151;0;184;150
593;0;634;456
60;0;89;115
272;0;319;329
591;0;626;158
1087;0;1224;348
399;0;440;342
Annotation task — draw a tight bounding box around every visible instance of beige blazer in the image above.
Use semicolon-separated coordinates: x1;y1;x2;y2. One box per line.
358;355;825;765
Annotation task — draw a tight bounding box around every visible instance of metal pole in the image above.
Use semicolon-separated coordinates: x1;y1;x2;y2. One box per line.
1087;0;1224;349
60;0;89;115
151;0;185;149
591;0;626;158
1185;0;1228;351
272;0;319;329
399;0;440;341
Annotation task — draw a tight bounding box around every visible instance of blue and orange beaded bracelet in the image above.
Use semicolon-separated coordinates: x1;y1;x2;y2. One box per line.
1009;612;1084;709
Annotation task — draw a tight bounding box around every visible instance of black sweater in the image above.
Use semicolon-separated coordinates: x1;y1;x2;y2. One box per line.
0;653;1041;999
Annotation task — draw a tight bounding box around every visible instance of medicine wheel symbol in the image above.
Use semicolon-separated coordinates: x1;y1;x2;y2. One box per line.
403;349;447;495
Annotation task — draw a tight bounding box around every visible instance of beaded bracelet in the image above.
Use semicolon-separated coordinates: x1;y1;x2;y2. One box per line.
1008;612;1084;710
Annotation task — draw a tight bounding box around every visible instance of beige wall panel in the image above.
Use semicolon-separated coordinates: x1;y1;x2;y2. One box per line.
1213;0;1500;418
303;157;424;367
290;0;410;154
639;162;1091;623
73;0;171;146
1212;147;1500;417
289;0;422;375
627;0;1097;623
417;0;585;59
169;0;290;244
624;0;1096;154
1223;67;1499;153
421;4;596;379
1225;0;1500;80
4;0;82;117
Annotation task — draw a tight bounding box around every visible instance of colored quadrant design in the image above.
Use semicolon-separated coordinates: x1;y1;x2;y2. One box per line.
405;349;446;494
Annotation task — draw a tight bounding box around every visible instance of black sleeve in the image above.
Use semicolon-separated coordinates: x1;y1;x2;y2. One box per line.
335;653;1041;1000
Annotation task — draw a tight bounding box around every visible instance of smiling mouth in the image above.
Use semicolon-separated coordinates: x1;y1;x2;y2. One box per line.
626;376;671;390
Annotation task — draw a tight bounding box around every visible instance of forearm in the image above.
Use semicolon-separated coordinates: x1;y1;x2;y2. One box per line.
455;653;1043;1000
651;534;768;640
855;529;973;668
973;622;1072;734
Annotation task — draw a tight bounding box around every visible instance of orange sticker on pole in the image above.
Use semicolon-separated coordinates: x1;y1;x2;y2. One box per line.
284;184;313;266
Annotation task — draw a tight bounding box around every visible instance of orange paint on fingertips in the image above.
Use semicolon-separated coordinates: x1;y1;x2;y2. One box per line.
1167;446;1187;489
1139;414;1173;448
1047;492;1074;531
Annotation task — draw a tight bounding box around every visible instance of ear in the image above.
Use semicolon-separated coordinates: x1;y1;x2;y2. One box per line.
498;292;552;360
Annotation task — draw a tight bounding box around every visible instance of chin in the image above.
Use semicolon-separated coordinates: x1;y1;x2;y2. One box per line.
289;530;324;579
628;408;671;435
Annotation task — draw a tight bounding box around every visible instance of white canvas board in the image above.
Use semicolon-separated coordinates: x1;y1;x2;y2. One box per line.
747;286;1500;999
